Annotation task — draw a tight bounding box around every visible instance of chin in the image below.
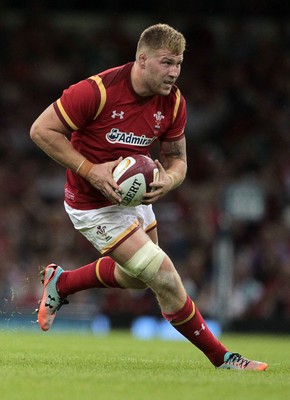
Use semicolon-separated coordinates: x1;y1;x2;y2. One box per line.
159;88;172;96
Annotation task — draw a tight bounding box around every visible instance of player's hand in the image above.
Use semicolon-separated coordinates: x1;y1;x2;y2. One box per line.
86;157;123;204
142;159;173;204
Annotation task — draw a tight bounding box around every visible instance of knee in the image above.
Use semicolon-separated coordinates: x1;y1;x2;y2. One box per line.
149;257;184;292
119;241;166;284
115;265;148;289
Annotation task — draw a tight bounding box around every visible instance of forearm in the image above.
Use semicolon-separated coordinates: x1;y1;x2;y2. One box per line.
166;159;187;189
30;127;93;178
159;138;187;190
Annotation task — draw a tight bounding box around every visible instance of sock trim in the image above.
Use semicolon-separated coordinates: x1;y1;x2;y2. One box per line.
223;352;232;362
171;301;196;326
95;259;111;288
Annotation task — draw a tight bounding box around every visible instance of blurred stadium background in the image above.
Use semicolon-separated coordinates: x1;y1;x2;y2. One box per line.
1;0;290;335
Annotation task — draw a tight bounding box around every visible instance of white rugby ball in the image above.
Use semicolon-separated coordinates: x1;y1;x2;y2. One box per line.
113;155;159;207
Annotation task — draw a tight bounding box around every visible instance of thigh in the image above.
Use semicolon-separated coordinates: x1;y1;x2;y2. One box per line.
136;204;158;244
64;202;156;255
136;204;157;233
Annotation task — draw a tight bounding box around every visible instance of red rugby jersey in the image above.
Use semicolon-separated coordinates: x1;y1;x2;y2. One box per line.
53;62;187;209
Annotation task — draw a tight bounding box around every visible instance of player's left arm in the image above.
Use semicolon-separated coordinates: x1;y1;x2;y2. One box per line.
142;137;187;203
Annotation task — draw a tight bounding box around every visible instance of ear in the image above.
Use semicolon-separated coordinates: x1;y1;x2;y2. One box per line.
138;53;147;69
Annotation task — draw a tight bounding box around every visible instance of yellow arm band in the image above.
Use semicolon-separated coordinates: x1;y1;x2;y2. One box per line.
76;158;94;178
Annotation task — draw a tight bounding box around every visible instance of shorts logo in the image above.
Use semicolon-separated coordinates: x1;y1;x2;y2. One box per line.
96;225;107;235
106;128;156;147
96;225;112;242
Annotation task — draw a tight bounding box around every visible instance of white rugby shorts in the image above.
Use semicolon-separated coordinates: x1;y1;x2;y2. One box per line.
64;202;157;254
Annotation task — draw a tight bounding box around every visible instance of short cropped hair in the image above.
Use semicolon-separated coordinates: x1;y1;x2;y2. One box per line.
136;23;186;56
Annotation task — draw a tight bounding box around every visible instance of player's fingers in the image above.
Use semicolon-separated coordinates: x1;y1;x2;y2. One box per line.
103;184;122;204
110;157;123;171
110;176;122;192
154;159;165;175
142;186;162;199
141;192;161;204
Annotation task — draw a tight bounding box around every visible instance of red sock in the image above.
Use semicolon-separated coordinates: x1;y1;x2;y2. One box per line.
57;257;122;297
162;295;228;366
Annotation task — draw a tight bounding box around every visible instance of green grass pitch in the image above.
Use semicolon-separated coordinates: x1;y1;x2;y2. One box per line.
1;329;289;400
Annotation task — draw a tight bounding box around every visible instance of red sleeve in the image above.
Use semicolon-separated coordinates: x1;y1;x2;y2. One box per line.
53;79;100;131
160;90;187;142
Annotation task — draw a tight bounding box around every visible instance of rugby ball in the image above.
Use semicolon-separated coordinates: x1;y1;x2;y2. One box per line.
113;155;159;207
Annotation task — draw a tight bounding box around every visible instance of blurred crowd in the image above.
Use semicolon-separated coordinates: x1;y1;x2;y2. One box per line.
1;7;290;328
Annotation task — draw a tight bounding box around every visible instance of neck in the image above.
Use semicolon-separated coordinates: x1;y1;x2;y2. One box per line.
131;62;152;97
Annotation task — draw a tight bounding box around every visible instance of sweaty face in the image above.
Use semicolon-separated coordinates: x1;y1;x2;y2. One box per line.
141;48;183;96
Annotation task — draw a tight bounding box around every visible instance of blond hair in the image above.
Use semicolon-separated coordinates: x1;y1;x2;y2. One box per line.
136;23;186;56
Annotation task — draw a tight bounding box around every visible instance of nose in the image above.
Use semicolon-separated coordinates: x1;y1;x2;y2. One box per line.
169;65;180;78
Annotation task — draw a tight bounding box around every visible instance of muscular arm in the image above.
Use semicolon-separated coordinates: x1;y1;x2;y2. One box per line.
158;137;187;189
30;104;86;172
30;104;122;204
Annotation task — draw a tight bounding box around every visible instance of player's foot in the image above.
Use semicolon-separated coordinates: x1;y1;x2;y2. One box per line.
217;352;268;371
37;263;68;331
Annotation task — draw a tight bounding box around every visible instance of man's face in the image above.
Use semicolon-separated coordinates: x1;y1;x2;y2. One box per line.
140;48;183;96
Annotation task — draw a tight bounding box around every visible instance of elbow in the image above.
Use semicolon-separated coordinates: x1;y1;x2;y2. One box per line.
179;159;187;181
30;121;42;145
30;122;37;142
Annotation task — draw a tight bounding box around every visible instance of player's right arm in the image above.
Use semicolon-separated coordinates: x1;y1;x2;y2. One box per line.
30;104;122;204
30;104;85;172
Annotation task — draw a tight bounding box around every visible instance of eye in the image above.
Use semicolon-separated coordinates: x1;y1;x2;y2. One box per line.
162;60;182;68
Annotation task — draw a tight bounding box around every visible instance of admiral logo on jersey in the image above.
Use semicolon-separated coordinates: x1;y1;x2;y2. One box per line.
106;128;156;146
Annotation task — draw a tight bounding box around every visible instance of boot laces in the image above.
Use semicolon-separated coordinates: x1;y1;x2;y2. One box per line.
226;353;251;368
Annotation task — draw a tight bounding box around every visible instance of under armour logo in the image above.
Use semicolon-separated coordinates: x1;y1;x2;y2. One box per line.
194;323;206;336
111;110;124;119
45;294;56;309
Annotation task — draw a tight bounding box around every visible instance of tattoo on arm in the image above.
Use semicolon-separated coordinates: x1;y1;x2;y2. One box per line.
160;140;187;167
167;141;185;158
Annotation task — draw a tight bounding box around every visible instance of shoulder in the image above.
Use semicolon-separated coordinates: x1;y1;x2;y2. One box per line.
88;62;133;88
170;85;185;105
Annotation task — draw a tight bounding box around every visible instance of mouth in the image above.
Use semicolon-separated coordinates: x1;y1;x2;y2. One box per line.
163;81;174;89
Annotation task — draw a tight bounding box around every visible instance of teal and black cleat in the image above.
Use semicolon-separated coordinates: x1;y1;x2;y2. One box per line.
218;352;268;371
37;264;68;331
